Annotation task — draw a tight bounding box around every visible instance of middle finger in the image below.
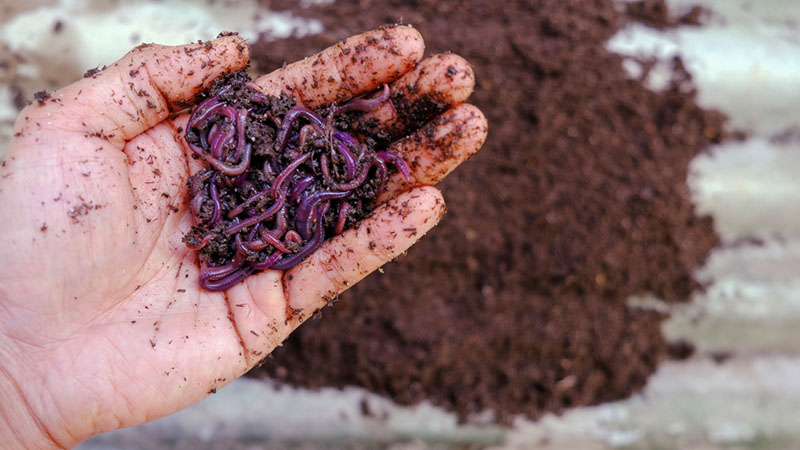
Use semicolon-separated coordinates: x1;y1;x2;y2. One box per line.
253;26;424;107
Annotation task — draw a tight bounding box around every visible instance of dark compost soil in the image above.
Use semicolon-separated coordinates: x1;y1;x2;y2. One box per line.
249;0;723;422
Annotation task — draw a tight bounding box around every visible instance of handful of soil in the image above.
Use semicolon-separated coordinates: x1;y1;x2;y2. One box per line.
183;70;408;291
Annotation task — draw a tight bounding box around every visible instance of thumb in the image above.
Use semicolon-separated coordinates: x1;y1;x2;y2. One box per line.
17;35;249;146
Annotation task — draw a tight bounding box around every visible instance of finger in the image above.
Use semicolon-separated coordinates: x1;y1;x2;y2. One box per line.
253;25;424;108
17;35;249;146
378;104;488;203
361;53;475;141
286;186;445;320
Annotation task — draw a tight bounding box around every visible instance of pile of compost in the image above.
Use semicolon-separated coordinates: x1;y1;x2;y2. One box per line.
250;0;723;422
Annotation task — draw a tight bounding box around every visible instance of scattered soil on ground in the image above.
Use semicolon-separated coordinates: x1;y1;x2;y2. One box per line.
249;0;723;423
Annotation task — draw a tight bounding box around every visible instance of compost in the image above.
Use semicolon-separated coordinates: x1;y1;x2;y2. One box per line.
251;0;723;422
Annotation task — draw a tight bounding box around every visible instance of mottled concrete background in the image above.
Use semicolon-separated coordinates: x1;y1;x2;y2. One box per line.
2;0;800;448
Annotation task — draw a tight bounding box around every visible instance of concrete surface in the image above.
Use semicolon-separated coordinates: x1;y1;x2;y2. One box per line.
2;0;799;448
0;0;322;156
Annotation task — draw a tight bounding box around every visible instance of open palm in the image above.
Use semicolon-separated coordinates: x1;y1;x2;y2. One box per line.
0;28;486;448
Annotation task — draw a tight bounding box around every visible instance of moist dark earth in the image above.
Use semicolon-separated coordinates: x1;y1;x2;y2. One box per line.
249;0;723;422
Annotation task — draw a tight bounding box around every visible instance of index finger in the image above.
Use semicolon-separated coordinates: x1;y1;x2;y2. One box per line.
14;35;249;146
253;25;424;108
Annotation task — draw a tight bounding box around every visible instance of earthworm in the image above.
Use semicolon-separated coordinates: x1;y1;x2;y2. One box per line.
208;174;221;225
270;203;329;271
289;175;316;203
333;84;390;114
377;151;411;180
296;191;349;240
335;201;350;235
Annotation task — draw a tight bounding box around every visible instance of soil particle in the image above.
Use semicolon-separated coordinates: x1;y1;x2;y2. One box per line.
251;0;722;423
67;201;102;223
33;90;50;105
625;0;710;29
84;66;103;78
389;92;450;139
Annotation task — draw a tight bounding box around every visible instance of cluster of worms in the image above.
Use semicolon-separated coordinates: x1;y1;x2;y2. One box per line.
184;73;409;291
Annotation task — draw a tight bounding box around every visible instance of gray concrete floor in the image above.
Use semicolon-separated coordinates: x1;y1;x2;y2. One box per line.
2;0;800;448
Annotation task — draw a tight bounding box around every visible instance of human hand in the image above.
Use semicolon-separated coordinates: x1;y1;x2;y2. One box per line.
0;27;486;448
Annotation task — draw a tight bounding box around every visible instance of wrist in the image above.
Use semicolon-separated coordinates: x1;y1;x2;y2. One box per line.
0;353;62;449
